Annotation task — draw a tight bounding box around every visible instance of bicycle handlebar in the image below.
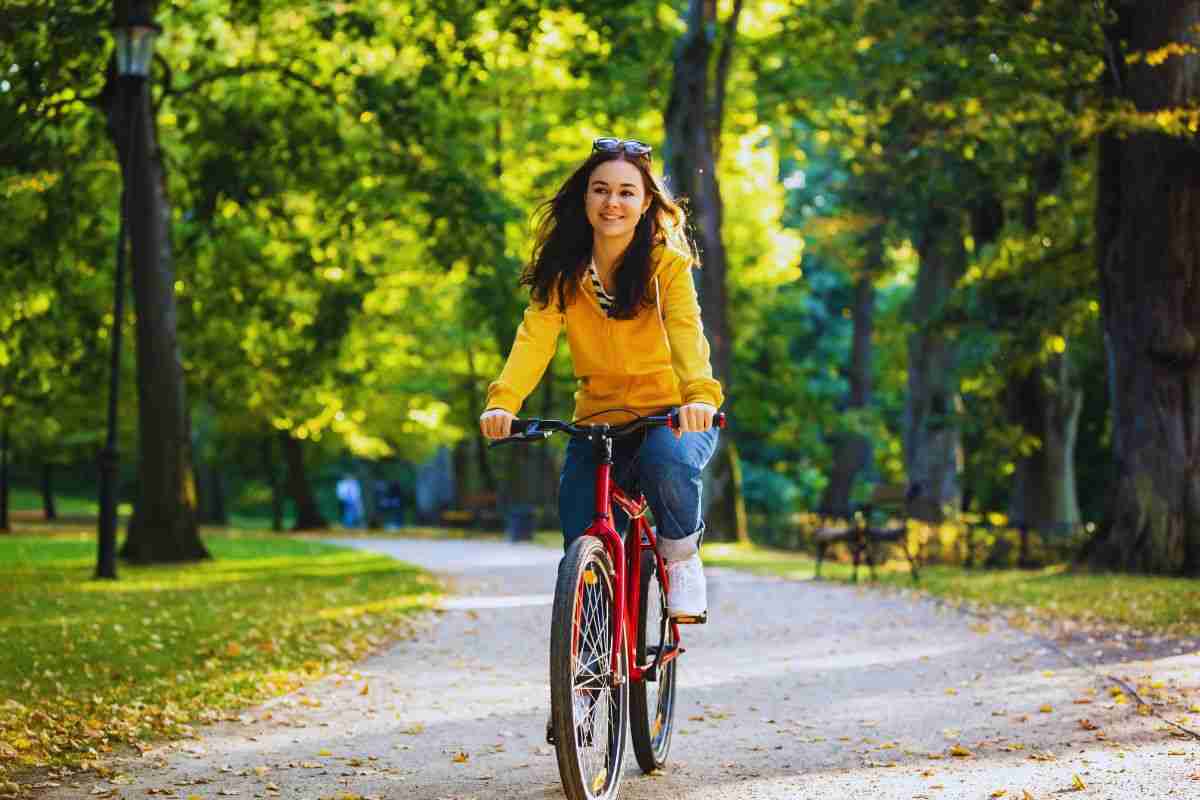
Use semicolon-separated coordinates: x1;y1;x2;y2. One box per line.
488;409;727;448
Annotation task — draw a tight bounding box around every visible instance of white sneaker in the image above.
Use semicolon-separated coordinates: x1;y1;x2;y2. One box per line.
666;554;707;621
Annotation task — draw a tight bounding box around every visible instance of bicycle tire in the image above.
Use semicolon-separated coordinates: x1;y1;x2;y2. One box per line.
629;549;677;773
550;536;629;800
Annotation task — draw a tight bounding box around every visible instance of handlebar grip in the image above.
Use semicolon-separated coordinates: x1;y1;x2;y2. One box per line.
667;410;727;430
510;418;533;435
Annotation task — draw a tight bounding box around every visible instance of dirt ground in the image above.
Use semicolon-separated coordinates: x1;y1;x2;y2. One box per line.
31;537;1200;800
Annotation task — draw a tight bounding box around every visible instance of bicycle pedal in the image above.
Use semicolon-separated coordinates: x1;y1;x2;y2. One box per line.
670;612;707;625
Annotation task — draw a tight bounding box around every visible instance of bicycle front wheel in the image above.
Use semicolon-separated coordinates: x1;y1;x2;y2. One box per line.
550;536;629;800
629;550;677;772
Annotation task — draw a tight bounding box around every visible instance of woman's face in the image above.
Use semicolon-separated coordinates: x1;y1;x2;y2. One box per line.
584;159;651;241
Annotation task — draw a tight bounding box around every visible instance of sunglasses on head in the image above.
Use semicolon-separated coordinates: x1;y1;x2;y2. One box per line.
592;137;652;160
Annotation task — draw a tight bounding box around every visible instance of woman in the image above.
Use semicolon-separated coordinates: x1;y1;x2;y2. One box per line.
479;137;723;620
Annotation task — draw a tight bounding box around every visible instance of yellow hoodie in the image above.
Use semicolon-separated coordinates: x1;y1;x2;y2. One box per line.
485;244;724;424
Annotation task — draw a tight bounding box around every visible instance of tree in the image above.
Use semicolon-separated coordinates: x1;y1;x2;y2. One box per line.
1088;1;1200;575
103;0;206;563
663;0;749;542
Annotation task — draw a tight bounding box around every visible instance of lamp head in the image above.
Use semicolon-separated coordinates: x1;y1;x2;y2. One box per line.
112;17;161;78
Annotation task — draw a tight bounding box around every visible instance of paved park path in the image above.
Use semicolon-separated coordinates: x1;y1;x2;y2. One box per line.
37;538;1200;800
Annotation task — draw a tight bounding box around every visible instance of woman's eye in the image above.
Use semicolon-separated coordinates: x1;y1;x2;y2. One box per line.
621;191;634;198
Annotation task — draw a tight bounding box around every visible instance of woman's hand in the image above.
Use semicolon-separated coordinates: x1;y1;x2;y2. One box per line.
675;402;717;437
479;409;517;440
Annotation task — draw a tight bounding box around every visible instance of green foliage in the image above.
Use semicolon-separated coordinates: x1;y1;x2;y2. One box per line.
0;530;439;776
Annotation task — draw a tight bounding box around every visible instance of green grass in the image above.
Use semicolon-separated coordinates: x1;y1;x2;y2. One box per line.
700;541;1200;637
0;529;440;782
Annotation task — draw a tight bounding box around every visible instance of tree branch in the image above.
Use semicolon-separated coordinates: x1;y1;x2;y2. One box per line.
164;62;338;101
711;0;744;161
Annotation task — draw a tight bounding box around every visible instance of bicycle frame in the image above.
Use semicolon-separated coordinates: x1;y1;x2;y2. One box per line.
580;438;683;685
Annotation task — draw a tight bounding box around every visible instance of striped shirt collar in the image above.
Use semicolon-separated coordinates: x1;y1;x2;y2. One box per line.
588;257;616;316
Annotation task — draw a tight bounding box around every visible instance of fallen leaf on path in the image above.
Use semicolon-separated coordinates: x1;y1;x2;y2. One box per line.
451;751;469;763
591;768;607;792
1022;791;1036;800
1039;704;1053;713
949;745;973;757
360;683;369;696
1071;774;1086;791
990;791;1006;798
1078;719;1098;731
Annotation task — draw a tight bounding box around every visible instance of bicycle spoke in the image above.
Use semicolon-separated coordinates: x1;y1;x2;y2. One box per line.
571;566;617;795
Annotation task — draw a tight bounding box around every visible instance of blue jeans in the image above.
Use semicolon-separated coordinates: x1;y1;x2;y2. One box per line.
558;426;719;562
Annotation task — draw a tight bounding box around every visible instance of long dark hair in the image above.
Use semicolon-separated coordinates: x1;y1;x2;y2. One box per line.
521;149;695;318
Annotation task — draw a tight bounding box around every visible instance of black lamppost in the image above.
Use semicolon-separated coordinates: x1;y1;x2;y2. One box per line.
97;15;159;580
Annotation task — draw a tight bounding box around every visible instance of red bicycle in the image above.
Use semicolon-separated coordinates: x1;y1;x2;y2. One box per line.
492;409;726;800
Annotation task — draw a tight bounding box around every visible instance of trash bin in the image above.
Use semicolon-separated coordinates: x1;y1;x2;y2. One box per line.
506;504;535;543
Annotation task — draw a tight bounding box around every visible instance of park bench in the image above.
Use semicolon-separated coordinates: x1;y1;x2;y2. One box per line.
812;483;923;583
438;491;502;529
962;516;1090;568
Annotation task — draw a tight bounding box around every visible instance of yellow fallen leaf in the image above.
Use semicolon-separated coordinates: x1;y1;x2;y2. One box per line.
991;791;1007;798
1022;791;1036;800
225;642;242;657
1042;670;1054;677
949;744;973;757
1039;704;1053;713
1108;686;1124;697
1188;704;1200;713
359;683;369;696
591;768;607;792
1168;750;1187;756
1079;719;1098;730
1071;774;1086;790
318;748;332;756
1136;704;1153;716
403;723;424;735
451;751;469;763
945;688;958;695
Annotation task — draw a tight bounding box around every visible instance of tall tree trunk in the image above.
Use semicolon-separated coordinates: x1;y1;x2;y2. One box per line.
194;462;227;526
0;421;9;533
905;208;967;521
106;0;205;564
41;462;57;521
1006;154;1082;532
664;0;748;542
464;345;498;494
1007;351;1083;530
821;228;881;513
1090;1;1200;575
279;430;327;531
261;434;284;532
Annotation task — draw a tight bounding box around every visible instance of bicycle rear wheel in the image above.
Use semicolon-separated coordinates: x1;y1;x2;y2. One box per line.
629;549;677;772
550;536;628;800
